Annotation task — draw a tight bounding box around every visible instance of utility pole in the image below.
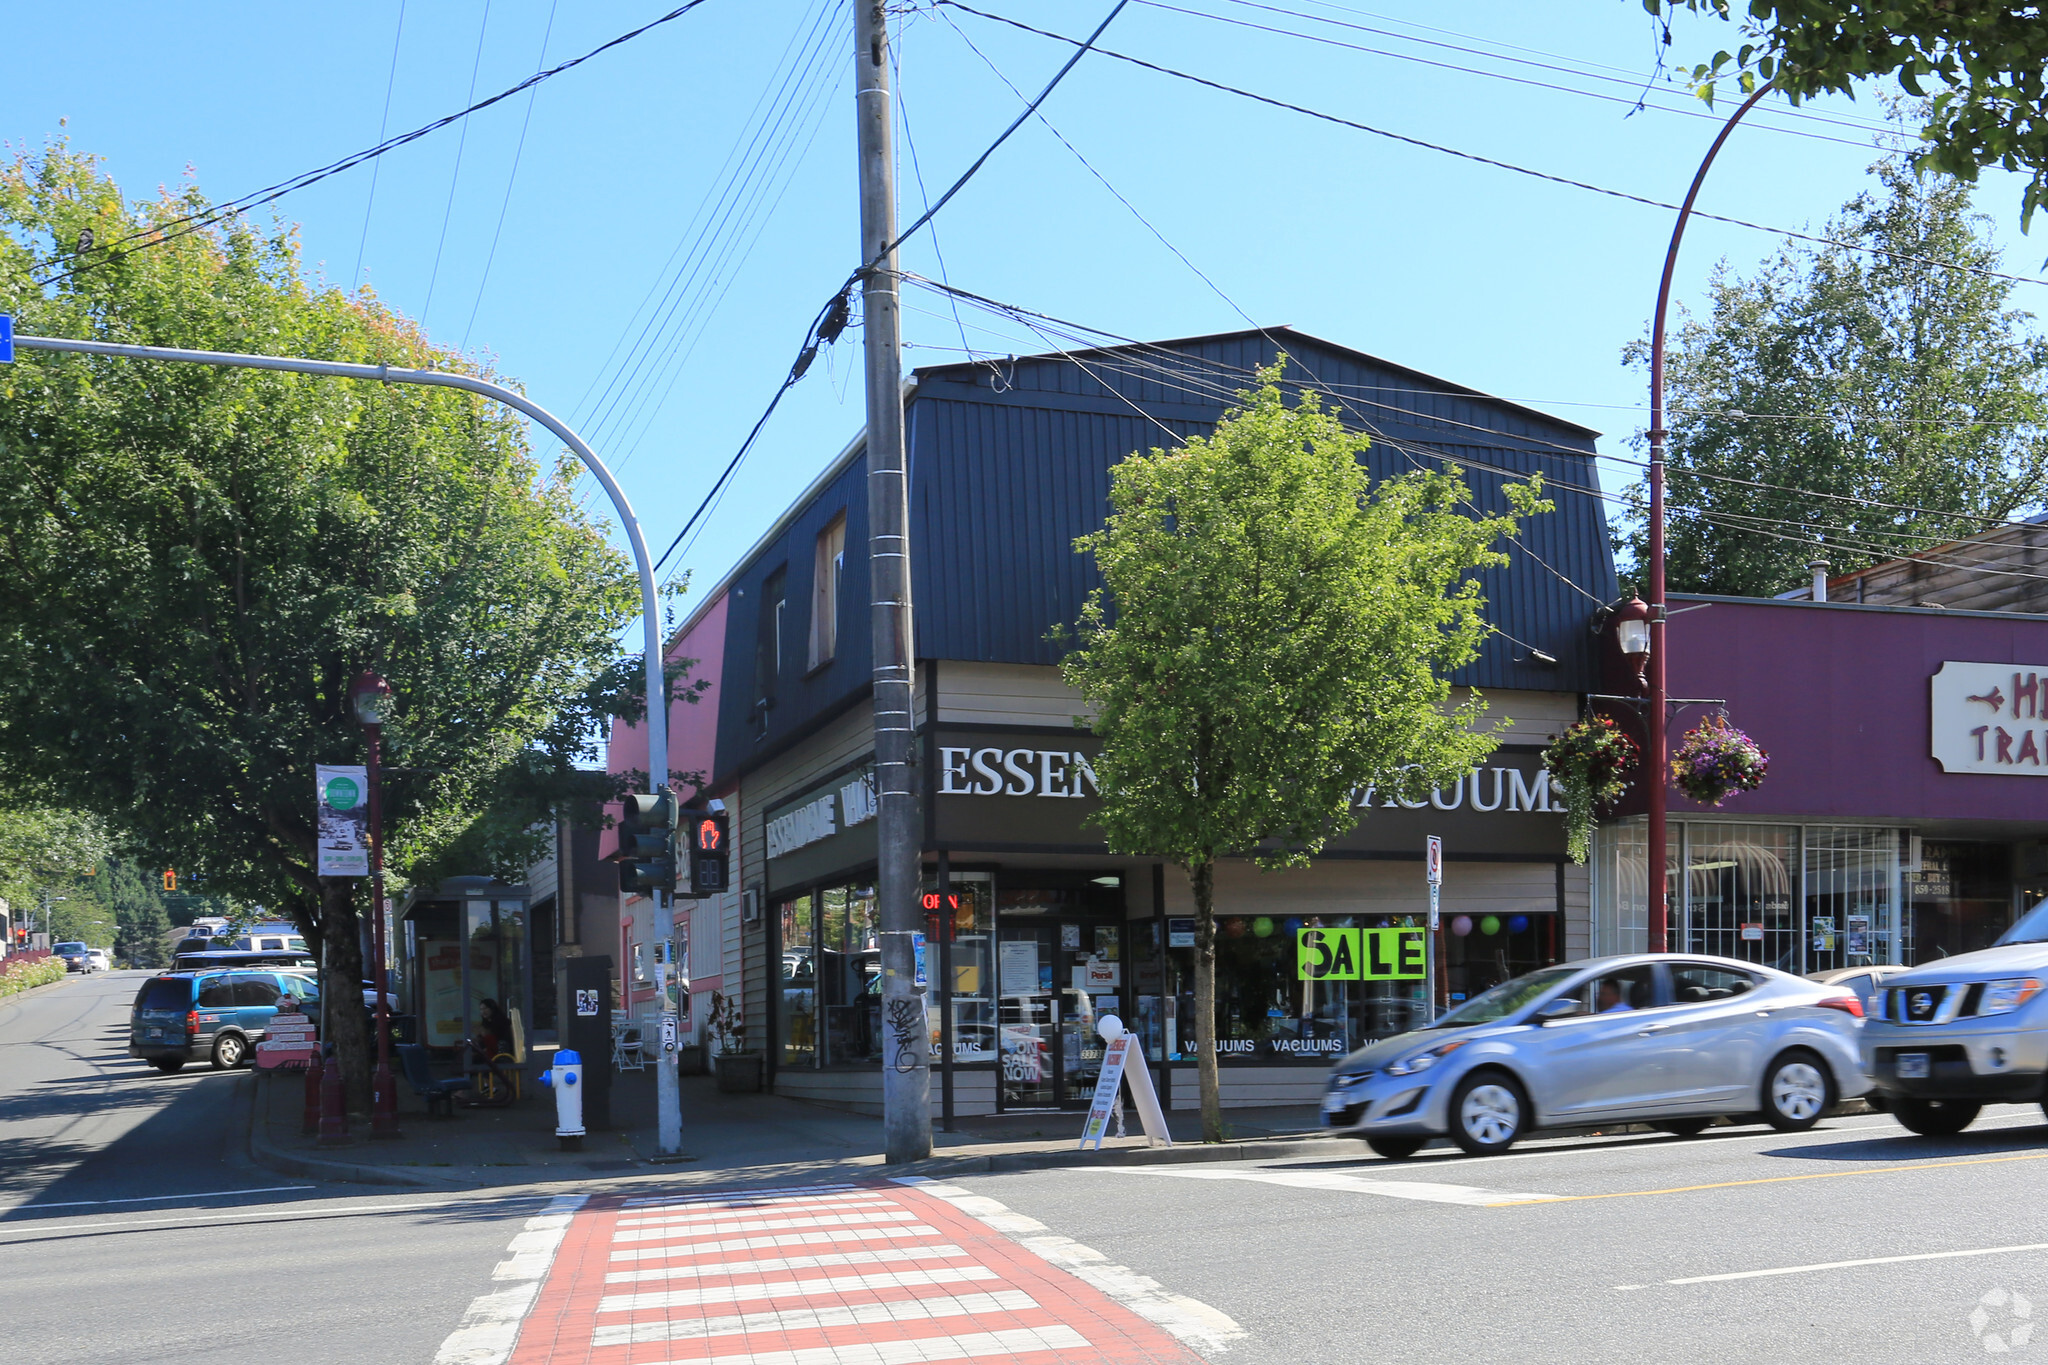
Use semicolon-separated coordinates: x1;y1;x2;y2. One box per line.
855;0;930;1163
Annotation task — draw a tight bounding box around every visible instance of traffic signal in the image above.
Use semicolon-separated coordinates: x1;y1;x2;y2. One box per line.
612;792;677;895
162;869;177;892
686;807;730;895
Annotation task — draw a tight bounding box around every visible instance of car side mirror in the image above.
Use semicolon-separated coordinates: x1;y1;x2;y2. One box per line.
1534;997;1583;1024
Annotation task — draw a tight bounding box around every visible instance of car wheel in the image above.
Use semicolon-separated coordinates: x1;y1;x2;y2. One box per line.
1893;1097;1981;1137
1365;1135;1426;1161
211;1034;247;1070
1763;1051;1834;1132
1655;1118;1713;1138
150;1058;184;1074
1449;1070;1527;1156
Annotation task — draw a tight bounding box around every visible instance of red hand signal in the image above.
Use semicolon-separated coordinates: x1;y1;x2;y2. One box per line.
697;819;721;851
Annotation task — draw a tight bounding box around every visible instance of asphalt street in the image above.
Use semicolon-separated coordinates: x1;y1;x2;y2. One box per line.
13;969;2048;1363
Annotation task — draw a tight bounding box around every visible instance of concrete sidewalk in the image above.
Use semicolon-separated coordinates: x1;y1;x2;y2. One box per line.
245;1058;1340;1192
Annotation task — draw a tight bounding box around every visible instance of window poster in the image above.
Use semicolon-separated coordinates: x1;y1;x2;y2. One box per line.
999;940;1040;996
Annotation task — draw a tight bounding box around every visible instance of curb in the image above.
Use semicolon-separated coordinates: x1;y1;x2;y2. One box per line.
243;1075;467;1189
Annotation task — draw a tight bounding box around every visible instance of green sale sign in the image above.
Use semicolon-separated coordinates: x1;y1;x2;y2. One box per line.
1296;927;1426;981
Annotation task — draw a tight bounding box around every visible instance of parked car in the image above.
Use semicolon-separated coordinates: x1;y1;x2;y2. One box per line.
1862;901;2048;1136
1805;964;1911;1014
53;941;96;973
1323;953;1872;1158
128;969;319;1072
87;948;112;972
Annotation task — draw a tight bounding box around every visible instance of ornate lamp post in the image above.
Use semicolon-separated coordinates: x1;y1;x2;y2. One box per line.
349;670;401;1139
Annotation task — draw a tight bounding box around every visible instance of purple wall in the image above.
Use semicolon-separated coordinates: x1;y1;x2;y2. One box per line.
1650;595;2048;822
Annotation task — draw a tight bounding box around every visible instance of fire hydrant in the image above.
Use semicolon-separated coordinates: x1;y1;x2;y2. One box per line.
539;1049;585;1151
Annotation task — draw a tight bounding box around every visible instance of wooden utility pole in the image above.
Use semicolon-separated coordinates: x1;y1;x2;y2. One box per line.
855;0;930;1162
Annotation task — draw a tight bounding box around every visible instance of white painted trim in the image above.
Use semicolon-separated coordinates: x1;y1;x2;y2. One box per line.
431;1193;589;1365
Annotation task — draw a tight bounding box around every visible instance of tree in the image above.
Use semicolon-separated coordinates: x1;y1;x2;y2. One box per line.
0;146;641;1106
1648;0;2048;225
1619;151;2048;596
105;859;173;968
0;802;111;946
1061;364;1547;1141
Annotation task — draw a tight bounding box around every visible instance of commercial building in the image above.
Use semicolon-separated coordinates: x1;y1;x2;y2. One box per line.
611;329;1619;1114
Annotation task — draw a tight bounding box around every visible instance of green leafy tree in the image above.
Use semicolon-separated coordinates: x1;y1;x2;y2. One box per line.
1648;0;2048;224
1061;364;1548;1141
0;146;641;1105
0;802;111;946
105;859;173;968
1619;152;2048;596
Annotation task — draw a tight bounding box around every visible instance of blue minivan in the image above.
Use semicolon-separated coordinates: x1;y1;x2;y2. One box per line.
128;969;319;1072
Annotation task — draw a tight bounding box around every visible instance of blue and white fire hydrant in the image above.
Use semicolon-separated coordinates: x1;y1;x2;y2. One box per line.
539;1049;585;1150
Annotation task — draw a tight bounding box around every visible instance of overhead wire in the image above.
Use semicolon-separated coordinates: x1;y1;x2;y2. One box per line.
463;0;559;352
422;0;496;326
34;0;719;290
352;0;409;288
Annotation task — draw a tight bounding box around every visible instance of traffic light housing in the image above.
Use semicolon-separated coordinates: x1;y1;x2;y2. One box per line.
686;807;730;895
613;792;677;895
162;869;177;892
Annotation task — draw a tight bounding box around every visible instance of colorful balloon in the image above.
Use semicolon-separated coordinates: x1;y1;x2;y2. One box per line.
1252;916;1275;938
1450;915;1473;937
1508;915;1530;935
1480;915;1501;937
1222;917;1246;938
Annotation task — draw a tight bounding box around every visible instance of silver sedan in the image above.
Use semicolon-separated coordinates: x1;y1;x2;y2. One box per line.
1322;952;1872;1158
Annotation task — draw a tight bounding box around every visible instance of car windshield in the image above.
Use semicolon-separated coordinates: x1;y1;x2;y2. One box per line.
1426;965;1582;1028
1999;898;2048;946
55;942;87;954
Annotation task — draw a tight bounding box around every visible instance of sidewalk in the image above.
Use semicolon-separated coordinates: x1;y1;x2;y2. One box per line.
245;1057;1339;1193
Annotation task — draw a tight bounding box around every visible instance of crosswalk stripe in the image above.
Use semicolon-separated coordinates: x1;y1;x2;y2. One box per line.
605;1244;970;1285
620;1197;891;1228
597;1266;1001;1314
614;1211;921;1243
589;1290;1042;1349
653;1325;1092;1365
610;1224;946;1262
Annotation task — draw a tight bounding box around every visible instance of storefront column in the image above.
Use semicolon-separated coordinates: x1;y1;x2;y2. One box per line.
937;852;955;1132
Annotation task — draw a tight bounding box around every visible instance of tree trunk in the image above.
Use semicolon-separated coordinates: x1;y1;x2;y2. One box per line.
1189;859;1223;1143
318;877;372;1114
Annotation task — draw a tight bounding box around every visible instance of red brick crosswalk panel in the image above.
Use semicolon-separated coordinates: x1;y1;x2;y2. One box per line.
506;1182;1208;1365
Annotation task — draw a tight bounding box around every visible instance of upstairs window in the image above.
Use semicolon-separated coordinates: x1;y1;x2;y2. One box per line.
754;566;787;732
810;514;846;669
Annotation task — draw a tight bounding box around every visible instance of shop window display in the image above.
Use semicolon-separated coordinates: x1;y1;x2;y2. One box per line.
1910;841;2015;963
1441;911;1560;1007
1683;824;1798;973
777;894;814;1067
1805;827;1898;970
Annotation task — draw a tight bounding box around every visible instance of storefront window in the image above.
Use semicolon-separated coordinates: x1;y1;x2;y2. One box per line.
929;874;994;1064
1908;841;2013;963
819;884;878;1065
1593;822;1678;956
1442;912;1560;1006
1806;827;1898;969
1683;824;1798;972
778;894;815;1067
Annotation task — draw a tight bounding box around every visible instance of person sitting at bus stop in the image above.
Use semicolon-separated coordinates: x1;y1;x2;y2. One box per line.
1597;979;1635;1013
477;998;508;1059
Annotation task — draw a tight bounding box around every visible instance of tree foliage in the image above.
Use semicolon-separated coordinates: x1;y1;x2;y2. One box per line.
1062;363;1547;1139
1647;0;2048;225
0;145;642;1101
1620;153;2048;597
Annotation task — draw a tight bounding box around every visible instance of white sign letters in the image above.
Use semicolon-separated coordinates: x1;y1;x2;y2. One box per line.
937;747;1100;798
1931;661;2048;776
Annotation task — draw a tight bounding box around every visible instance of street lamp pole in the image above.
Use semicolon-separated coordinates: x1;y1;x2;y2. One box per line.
351;671;400;1139
1645;78;1775;952
9;333;677;1155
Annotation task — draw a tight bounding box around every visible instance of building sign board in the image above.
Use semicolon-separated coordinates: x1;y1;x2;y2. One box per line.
1297;927;1427;981
1931;662;2048;775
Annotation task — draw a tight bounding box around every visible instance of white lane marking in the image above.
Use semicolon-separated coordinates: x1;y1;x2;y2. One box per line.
613;1210;921;1243
0;1194;547;1238
10;1184;315;1211
1079;1165;1560;1206
672;1325;1089;1365
596;1266;999;1313
1660;1242;2048;1286
618;1196;891;1227
604;1243;970;1284
589;1290;1040;1349
609;1224;945;1261
432;1193;589;1365
621;1183;860;1208
901;1179;1246;1354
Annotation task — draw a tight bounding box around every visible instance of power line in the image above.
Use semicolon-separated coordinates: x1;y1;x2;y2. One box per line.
463;0;559;352
35;0;719;290
935;1;2048;295
352;0;409;288
422;1;495;326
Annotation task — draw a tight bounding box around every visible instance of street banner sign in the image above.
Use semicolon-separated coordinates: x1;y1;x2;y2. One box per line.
315;765;370;876
0;314;13;364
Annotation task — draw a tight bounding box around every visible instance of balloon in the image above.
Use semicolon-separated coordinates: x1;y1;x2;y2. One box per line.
1283;917;1304;934
1222;917;1246;938
1480;915;1501;937
1252;916;1275;938
1508;915;1530;935
1450;915;1473;937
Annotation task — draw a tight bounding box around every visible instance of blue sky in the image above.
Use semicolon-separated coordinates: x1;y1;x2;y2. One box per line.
9;0;2041;621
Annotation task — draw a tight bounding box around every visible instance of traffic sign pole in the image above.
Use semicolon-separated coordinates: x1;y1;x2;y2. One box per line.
1425;836;1443;1025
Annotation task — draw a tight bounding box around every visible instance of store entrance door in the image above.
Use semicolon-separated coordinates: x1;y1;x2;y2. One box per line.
996;918;1123;1109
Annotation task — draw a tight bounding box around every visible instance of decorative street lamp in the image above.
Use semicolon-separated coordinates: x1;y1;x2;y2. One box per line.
349;670;401;1139
1611;597;1653;696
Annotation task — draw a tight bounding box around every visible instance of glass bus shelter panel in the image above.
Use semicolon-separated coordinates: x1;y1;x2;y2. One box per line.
1806;827;1899;970
1682;825;1798;973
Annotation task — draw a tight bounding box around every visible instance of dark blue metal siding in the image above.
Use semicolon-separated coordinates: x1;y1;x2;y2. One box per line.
712;328;1618;784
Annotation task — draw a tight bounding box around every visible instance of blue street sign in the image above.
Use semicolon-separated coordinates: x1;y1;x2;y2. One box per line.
0;314;12;364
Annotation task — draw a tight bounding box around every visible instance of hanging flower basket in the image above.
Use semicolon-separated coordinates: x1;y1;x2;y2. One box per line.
1542;715;1639;865
1672;715;1769;806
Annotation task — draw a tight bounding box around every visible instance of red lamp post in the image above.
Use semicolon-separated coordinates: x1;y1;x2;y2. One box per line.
1645;79;1776;952
350;670;402;1139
